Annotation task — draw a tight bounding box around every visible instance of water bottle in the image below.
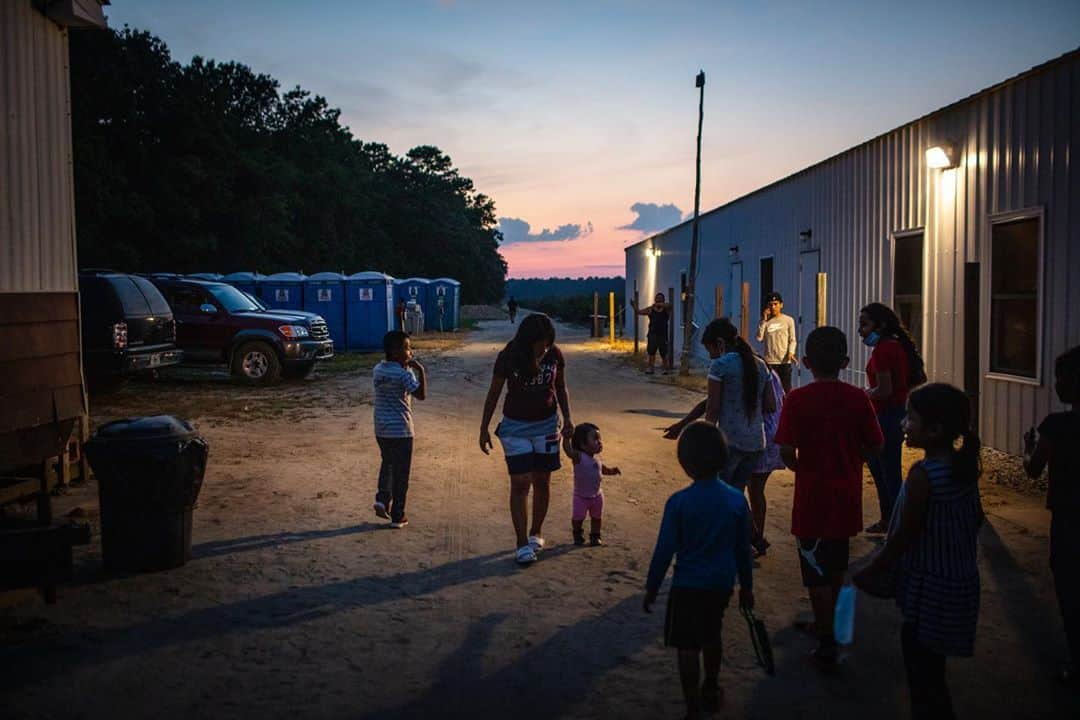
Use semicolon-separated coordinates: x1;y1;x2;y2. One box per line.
834;584;856;645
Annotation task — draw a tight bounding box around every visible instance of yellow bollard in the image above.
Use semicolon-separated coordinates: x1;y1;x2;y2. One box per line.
609;291;615;344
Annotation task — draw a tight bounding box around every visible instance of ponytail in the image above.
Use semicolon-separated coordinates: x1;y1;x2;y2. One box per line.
954;429;982;487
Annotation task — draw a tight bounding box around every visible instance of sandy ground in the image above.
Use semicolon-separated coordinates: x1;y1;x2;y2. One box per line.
1;317;1077;720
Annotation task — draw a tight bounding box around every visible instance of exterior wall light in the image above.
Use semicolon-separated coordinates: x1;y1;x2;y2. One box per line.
728;245;739;257
926;144;958;169
799;229;812;243
647;247;663;258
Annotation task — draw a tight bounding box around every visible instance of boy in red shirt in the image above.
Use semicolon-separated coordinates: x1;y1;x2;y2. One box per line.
775;326;884;667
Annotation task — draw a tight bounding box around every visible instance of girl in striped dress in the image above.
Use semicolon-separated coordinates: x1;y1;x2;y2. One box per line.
855;383;982;720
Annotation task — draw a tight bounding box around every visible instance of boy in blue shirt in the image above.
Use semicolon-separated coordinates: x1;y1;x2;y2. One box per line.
645;421;754;718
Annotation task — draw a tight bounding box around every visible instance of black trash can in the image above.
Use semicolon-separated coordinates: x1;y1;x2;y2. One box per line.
85;416;208;572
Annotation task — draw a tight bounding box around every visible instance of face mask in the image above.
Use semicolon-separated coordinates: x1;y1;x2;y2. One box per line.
862;331;881;347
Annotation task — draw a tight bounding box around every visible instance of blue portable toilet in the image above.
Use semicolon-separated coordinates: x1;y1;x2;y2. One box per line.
222;271;266;297
346;272;395;350
262;272;307;312
428;278;461;331
396;277;431;322
304;272;347;347
188;272;224;281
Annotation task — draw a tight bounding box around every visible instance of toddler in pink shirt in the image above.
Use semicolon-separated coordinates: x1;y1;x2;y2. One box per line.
563;422;621;546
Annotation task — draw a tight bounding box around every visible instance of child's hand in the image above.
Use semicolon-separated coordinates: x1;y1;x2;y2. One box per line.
610;466;621;475
643;590;657;614
479;428;493;455
662;423;681;440
739;586;754;612
1023;427;1036;455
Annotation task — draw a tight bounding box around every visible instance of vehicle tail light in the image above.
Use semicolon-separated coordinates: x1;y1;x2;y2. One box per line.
112;321;128;350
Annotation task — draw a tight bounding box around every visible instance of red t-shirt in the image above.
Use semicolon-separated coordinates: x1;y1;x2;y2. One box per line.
866;338;910;413
494;345;565;421
775;381;884;539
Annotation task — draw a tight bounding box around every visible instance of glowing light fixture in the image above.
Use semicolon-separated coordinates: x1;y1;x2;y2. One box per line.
926;144;958;170
647;246;662;258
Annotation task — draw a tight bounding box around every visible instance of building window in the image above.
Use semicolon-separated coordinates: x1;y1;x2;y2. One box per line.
989;215;1041;379
893;233;924;345
759;257;774;308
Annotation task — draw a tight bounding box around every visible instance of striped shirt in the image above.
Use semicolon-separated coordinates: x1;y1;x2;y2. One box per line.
372;360;421;438
895;457;982;656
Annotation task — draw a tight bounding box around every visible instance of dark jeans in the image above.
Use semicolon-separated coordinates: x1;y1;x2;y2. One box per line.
375;436;413;522
868;406;905;522
1052;511;1080;664
724;449;762;493
901;623;955;719
768;362;792;393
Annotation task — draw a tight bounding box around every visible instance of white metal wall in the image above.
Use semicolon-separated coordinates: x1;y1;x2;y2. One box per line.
0;0;78;293
626;50;1080;455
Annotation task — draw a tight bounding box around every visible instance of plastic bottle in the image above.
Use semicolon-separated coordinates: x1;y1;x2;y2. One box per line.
834;584;856;645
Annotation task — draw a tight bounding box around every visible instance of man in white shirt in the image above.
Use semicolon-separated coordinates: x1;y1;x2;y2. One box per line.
756;292;796;392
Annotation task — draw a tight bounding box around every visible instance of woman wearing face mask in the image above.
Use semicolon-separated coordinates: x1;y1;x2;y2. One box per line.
480;313;574;564
858;303;927;534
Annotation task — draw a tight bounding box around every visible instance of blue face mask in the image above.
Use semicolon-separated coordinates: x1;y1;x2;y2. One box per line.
863;331;881;347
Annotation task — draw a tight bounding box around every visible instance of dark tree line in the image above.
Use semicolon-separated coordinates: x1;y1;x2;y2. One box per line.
70;28;506;303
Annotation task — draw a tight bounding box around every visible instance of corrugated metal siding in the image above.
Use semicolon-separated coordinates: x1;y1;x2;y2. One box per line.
626;51;1080;454
1;0;78;293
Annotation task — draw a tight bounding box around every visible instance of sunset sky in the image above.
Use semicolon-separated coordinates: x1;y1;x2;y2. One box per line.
106;1;1080;279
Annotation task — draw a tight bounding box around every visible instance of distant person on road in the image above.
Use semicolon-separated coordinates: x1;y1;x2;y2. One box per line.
775;326;883;669
644;421;753;719
756;292;797;393
855;383;983;718
858;302;927;534
562;422;621;546
372;331;427;529
507;296;519;324
480;313;574;565
633;293;671;375
1023;345;1080;687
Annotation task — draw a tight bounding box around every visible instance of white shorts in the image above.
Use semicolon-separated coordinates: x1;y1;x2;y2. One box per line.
497;432;561;475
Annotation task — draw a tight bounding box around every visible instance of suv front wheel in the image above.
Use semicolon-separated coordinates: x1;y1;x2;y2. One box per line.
231;341;282;385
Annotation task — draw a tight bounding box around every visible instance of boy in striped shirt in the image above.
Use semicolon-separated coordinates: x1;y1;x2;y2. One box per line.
372;331;426;528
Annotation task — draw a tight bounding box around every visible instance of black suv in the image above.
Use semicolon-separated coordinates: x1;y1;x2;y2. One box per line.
79;271;184;389
149;277;333;384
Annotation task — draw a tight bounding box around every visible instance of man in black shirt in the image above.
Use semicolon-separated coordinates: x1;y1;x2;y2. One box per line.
634;293;671;375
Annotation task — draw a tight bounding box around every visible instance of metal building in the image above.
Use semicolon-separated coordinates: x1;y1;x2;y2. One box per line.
625;48;1080;455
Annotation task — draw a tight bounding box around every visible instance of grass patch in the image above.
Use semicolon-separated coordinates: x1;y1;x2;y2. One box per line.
320;352;381;375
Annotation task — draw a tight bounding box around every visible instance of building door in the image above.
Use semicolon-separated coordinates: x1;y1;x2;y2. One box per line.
797;250;820;386
964;262;981;428
729;262;743;331
893;231;924;347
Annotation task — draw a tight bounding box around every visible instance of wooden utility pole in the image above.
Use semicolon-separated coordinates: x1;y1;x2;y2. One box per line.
633;285;640;353
679;70;705;376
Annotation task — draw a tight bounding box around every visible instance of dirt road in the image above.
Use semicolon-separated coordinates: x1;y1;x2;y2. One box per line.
2;317;1077;719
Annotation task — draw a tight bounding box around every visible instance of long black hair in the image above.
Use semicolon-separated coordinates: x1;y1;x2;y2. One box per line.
908;383;981;486
503;313;556;378
861;302;927;387
702;318;759;419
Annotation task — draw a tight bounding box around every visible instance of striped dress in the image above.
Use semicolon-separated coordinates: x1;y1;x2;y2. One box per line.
894;457;982;656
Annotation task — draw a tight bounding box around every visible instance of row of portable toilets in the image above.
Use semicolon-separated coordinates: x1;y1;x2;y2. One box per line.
187;272;460;351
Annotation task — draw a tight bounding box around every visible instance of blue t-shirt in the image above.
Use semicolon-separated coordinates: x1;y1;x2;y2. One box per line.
645;478;753;593
707;352;772;452
372;360;421;438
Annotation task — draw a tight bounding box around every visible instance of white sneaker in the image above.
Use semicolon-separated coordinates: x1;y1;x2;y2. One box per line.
515;545;538;564
528;535;545;552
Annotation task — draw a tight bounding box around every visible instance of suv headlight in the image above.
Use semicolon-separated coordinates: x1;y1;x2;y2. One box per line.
278;325;309;338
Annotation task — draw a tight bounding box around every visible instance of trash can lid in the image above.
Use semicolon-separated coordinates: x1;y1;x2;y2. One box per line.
93;415;196;441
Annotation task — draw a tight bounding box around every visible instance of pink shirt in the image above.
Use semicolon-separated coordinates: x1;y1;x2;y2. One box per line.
573;453;603;498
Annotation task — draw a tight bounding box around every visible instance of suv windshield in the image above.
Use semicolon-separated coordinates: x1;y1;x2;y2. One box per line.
208;284;261;313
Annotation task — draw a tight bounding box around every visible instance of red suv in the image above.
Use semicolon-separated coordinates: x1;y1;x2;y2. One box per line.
150;277;333;384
